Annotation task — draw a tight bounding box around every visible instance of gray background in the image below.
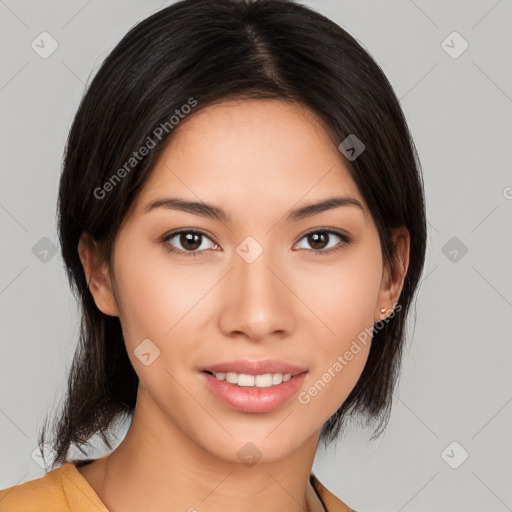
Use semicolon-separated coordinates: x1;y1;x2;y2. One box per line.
1;1;511;511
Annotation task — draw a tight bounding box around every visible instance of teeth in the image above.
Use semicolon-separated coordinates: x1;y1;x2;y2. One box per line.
209;371;293;387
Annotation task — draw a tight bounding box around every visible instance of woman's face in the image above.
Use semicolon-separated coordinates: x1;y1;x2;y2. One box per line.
84;99;402;464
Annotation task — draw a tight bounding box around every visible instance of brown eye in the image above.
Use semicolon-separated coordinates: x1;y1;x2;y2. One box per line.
179;232;202;250
307;232;329;250
162;229;218;258
294;229;351;255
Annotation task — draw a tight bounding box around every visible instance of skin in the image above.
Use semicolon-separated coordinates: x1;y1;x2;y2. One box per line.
77;99;410;512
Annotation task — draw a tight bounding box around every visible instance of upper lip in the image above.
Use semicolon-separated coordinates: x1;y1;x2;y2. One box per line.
201;359;308;376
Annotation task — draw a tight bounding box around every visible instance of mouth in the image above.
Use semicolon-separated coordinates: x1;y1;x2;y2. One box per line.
201;369;307;388
200;365;309;414
200;358;308;379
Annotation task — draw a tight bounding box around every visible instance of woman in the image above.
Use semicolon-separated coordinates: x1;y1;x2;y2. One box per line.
0;0;427;510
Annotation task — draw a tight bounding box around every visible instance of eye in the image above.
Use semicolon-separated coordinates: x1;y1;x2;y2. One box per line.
294;229;351;256
161;228;352;259
161;229;219;258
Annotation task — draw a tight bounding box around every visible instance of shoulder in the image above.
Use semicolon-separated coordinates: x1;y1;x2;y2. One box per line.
0;462;108;512
310;473;360;512
0;465;68;511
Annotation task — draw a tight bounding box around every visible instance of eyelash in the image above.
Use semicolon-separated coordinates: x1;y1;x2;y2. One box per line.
161;228;352;259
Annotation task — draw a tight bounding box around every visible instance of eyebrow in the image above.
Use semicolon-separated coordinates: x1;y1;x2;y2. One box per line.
144;195;364;223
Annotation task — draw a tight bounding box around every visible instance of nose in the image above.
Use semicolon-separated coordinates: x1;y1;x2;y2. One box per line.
218;246;295;342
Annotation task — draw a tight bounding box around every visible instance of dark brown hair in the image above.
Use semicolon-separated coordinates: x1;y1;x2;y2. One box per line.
39;0;427;469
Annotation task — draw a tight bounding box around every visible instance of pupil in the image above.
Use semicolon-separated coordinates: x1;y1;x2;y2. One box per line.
309;232;327;250
181;232;201;250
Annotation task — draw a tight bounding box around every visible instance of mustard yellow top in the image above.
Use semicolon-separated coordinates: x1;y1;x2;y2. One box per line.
0;462;356;511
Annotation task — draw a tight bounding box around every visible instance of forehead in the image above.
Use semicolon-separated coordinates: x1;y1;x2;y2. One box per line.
131;99;367;223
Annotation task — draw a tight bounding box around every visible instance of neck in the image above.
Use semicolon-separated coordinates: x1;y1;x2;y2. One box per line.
81;386;325;512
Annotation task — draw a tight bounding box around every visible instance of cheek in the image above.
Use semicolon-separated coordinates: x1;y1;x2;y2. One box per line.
300;241;383;336
111;248;210;399
111;242;218;354
295;245;382;414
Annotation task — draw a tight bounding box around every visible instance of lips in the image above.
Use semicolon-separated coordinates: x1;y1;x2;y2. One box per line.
201;359;308;376
201;369;308;413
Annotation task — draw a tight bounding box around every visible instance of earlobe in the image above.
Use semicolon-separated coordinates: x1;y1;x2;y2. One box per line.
375;226;410;322
77;232;119;317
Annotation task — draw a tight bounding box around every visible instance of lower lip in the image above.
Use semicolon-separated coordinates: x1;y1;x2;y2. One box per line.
201;371;308;413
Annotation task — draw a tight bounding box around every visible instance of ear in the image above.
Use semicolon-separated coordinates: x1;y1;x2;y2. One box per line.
374;226;410;322
78;231;119;317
